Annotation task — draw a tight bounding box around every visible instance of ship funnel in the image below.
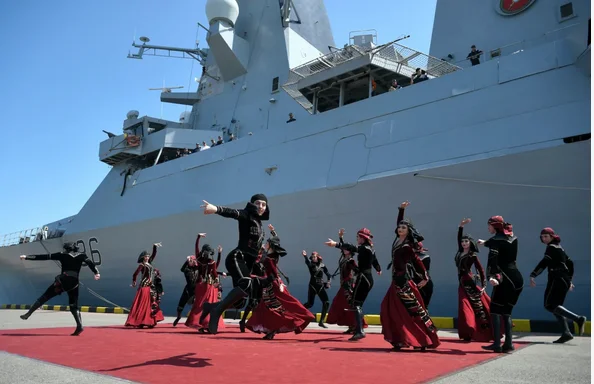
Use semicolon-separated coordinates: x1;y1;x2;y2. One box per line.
205;0;249;82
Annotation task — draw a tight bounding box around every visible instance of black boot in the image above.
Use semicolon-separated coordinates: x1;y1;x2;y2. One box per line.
239;306;251;333
482;314;502;352
70;307;84;336
553;314;574;343
349;307;366;341
554;306;586;336
203;287;246;335
20;300;43;320
319;302;329;328
173;308;183;327
501;315;514;352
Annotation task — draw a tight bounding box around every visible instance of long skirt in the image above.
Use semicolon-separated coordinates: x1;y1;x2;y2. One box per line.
457;279;501;342
247;281;315;334
380;280;440;349
326;286;369;329
125;286;164;327
185;282;225;330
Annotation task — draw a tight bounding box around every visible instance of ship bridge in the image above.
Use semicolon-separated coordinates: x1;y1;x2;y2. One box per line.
283;37;461;113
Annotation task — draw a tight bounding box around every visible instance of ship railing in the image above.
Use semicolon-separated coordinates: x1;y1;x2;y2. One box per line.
282;39;461;112
451;21;584;67
370;41;462;78
0;227;65;248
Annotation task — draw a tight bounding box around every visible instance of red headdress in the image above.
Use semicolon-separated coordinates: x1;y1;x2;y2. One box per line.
540;227;561;244
357;228;374;244
488;216;513;235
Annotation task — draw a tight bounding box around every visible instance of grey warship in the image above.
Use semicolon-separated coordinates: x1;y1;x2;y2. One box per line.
0;0;590;321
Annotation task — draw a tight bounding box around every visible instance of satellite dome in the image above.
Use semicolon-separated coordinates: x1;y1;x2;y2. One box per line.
205;0;239;26
126;110;139;120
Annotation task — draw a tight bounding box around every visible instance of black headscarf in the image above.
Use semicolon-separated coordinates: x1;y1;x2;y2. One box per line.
267;236;287;257
245;193;270;221
137;250;150;264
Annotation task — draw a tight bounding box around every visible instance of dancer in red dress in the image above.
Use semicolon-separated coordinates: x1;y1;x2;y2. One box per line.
246;225;315;340
325;233;369;334
529;227;587;343
325;227;381;341
380;204;440;351
185;235;225;332
125;242;165;328
455;218;499;342
394;201;434;308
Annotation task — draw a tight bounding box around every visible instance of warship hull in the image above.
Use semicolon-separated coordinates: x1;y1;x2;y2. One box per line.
0;139;589;321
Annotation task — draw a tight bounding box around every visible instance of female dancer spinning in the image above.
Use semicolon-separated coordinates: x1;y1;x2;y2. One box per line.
301;250;332;328
395;201;434;308
326;234;369;334
185;235;224;332
173;233;205;326
530;227;586;343
19;242;100;336
455;218;498;342
380;208;440;351
125;242;165;328
325;227;381;341
478;216;523;353
246;225;315;339
199;193;271;334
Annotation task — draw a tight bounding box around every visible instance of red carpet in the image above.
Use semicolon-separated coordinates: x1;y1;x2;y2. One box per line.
0;324;529;384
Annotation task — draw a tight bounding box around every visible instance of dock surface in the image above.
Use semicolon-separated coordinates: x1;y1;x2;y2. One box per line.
0;310;590;384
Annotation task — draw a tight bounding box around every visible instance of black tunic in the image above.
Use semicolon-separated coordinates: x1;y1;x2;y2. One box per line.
341;243;381;307
485;234;524;316
530;243;574;311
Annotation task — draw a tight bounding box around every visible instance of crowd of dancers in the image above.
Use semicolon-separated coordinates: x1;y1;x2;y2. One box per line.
18;193;587;352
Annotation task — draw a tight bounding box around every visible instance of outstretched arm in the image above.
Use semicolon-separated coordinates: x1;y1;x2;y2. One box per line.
216;245;222;268
20;252;63;261
83;254;99;275
149;244;159;263
394;201;409;233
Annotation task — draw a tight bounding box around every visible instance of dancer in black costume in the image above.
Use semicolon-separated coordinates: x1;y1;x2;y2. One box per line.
479;216;523;353
301;250;332;328
325;227;381;341
530;227;587;343
18;242;100;335
199;194;273;334
239;248;267;332
173;233;206;326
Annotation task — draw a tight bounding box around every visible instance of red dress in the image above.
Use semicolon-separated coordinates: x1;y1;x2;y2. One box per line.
380;237;440;349
246;254;315;334
125;245;165;327
455;227;502;342
326;256;369;329
185;244;225;331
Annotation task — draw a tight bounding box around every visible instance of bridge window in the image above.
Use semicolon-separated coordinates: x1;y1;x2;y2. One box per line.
272;77;279;93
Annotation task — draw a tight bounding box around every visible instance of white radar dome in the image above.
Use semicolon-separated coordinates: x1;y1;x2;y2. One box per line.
205;0;239;26
126;110;139;120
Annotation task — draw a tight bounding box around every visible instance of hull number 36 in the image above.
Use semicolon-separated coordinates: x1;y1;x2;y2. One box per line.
75;237;102;266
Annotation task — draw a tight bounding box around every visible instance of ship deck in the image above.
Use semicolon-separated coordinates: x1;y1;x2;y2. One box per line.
0;310;590;384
